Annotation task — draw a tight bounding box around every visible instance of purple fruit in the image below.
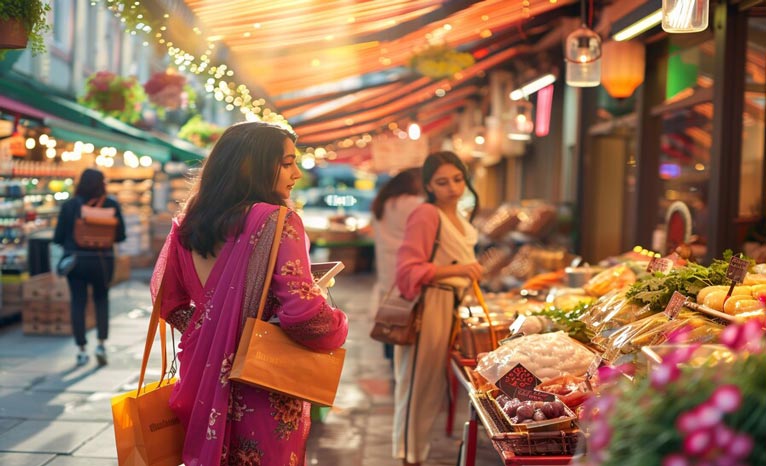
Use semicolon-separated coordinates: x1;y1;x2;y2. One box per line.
541;402;557;419
552;401;566;417
516;405;534;420
503;399;522;417
533;410;546;421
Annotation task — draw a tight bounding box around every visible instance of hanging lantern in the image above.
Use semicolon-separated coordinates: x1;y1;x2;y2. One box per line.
565;25;602;87
601;40;645;99
506;100;534;141
662;0;709;33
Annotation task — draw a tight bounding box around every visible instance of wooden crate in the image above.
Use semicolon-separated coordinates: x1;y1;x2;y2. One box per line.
23;273;70;302
22;299;96;336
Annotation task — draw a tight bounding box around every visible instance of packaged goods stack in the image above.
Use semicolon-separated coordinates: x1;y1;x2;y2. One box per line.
105;167;154;268
0;271;25;322
21;272;94;335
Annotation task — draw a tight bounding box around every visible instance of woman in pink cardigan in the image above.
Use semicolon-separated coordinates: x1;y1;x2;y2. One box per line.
393;151;483;466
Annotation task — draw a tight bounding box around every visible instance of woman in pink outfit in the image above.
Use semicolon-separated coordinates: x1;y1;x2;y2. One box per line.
393;151;483;466
151;122;348;466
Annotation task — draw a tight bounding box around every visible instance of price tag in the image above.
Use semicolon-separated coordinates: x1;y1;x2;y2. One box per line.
646;257;673;274
584;355;602;391
663;291;688;320
497;363;555;402
726;256;749;284
509;315;527;336
585;355;602;381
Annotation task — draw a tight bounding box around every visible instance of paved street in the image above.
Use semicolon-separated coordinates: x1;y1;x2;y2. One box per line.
0;270;501;466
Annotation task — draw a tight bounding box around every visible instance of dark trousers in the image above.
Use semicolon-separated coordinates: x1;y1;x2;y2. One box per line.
66;253;114;347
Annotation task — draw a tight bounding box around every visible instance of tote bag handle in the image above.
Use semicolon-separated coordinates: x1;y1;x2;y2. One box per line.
137;282;172;395
254;206;287;321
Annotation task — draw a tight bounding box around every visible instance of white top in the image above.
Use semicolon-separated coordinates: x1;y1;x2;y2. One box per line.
372;194;423;293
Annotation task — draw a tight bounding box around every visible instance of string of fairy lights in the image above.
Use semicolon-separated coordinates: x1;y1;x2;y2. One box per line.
91;0;290;129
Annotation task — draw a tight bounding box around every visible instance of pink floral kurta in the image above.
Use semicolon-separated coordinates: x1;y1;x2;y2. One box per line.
151;203;348;466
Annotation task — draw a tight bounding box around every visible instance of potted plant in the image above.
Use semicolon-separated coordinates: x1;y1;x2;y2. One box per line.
178;115;224;149
0;0;52;59
79;71;147;124
143;70;197;118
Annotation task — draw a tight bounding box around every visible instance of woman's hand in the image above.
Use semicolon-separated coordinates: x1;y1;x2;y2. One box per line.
458;262;484;281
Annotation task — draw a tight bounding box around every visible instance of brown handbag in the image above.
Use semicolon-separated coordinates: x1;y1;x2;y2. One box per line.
230;206;346;407
369;219;441;346
74;196;119;249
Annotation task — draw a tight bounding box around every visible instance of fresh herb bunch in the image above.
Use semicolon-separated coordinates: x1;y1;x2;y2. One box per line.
0;0;52;58
532;301;593;343
624;251;741;310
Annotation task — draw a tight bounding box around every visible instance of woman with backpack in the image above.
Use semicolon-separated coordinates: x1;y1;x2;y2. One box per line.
54;168;126;366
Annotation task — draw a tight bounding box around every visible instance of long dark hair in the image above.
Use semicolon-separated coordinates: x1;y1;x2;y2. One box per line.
75;168;106;201
179;122;298;257
371;167;423;220
422;151;480;222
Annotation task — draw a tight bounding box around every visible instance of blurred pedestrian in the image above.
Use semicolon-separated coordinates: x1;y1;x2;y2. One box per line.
53;168;126;366
370;167;424;361
151;121;348;465
393;151;483;465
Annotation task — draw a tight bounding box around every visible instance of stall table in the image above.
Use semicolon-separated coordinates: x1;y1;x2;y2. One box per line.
450;353;578;466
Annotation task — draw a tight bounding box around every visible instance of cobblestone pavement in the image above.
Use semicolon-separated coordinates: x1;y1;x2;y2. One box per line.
0;270;501;466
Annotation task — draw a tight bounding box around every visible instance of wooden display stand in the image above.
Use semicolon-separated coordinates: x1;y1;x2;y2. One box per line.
21;273;95;335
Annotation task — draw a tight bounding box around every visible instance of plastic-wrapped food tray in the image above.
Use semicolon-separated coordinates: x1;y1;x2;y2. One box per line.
471;391;582;456
488;389;577;432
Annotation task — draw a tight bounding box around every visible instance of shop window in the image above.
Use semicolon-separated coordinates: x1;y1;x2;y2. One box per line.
51;0;74;60
656;37;715;250
740;16;766;219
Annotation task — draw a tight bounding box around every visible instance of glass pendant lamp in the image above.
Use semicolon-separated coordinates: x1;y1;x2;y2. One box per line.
565;0;601;87
662;0;709;33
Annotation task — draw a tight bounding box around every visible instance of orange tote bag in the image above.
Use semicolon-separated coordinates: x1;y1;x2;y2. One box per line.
111;287;184;466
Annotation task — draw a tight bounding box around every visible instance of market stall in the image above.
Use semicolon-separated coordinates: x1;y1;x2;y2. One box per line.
450;247;766;465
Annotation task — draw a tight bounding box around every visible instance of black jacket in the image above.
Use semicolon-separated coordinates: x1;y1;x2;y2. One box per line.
53;195;127;252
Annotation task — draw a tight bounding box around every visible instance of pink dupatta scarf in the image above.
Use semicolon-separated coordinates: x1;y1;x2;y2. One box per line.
151;203;311;466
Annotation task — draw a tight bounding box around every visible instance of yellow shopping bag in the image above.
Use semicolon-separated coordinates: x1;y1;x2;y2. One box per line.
111;287;184;466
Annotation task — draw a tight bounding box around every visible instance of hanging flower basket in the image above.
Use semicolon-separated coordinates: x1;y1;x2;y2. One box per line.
0;0;52;59
0;18;28;49
178;115;224;149
144;71;187;111
79;71;146;124
409;44;475;79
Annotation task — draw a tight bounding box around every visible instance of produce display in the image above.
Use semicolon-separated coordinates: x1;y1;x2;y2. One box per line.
454;247;766;463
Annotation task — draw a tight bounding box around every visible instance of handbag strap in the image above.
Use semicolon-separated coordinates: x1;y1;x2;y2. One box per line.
472;280;498;349
137;281;171;394
254;206;287;322
428;217;441;263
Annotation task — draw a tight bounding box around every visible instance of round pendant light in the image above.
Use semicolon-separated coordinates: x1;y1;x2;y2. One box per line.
565;25;602;87
662;0;709;33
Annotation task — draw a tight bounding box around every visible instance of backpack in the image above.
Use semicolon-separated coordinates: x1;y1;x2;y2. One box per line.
74;196;119;249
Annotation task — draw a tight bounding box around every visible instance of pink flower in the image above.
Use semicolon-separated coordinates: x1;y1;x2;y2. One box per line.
693;402;722;429
667;325;693;344
713;424;735;449
683;428;713;456
651;362;680;388
665;343;702;365
726;433;754;459
720;318;765;352
588;419;612;451
710;385;742;414
675;410;698;435
597;363;635;382
662;453;690;466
